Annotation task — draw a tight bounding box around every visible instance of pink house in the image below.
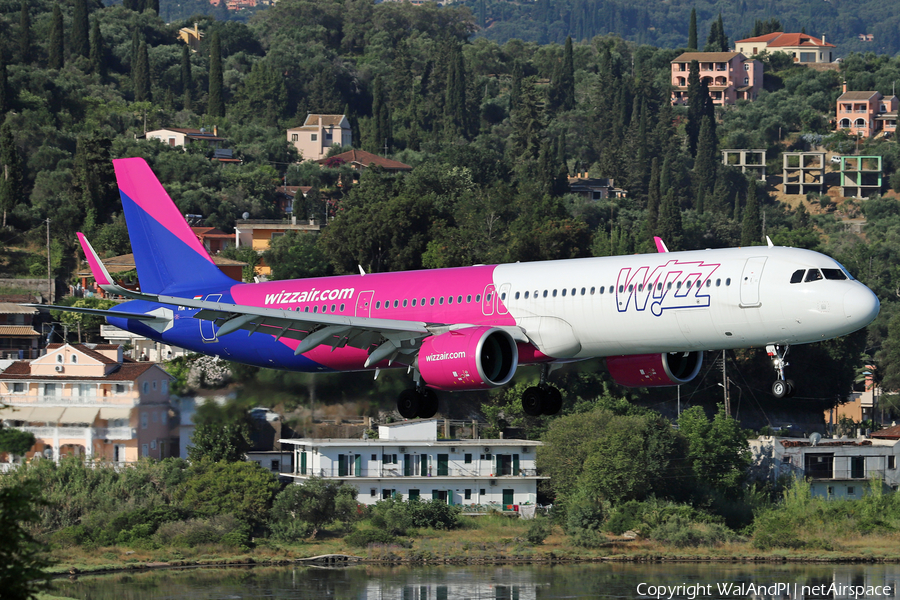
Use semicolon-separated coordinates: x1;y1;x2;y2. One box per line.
0;344;175;466
836;83;899;138
671;52;763;106
734;32;836;64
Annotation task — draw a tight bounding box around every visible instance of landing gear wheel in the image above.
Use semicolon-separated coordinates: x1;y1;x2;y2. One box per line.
542;386;562;415
522;387;544;416
397;389;421;419
418;389;439;419
772;380;788;399
785;379;796;398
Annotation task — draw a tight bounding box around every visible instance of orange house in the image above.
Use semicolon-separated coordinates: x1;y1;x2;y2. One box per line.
836;83;899;138
0;344;175;466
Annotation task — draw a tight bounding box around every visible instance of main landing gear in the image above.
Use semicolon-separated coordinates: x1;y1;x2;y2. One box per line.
767;344;796;399
397;386;439;420
521;365;563;416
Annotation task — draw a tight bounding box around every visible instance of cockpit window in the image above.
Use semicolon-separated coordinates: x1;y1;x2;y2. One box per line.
790;269;805;284
836;261;855;280
822;268;847;281
805;269;823;283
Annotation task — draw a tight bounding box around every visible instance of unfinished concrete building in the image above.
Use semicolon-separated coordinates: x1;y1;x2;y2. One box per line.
782;152;826;195
722;150;766;181
840;156;882;198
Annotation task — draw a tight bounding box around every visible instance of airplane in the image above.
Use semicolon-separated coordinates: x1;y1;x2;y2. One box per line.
31;157;880;418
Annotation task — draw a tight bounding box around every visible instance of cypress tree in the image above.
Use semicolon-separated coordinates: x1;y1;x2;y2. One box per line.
716;13;728;51
741;178;761;246
444;43;468;140
181;44;192;110
0;58;8;115
207;31;225;118
19;0;31;65
656;189;683;251
686;61;703;155
646;157;661;237
90;18;106;78
548;36;575;114
131;28;140;78
146;0;160;14
49;3;64;70
0;124;23;228
688;8;698;50
692;111;718;209
134;41;150;102
72;0;90;59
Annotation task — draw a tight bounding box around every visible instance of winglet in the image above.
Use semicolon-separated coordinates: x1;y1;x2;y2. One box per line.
77;232;114;286
654;236;669;253
766;236;774;247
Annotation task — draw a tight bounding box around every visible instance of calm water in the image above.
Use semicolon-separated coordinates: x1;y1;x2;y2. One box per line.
50;562;900;600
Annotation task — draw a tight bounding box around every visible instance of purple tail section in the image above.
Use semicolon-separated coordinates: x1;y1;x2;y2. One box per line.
113;157;235;295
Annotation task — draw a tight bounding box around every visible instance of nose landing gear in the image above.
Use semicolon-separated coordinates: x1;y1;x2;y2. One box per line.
767;344;796;398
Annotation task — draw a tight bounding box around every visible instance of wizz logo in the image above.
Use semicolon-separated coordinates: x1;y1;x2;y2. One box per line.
616;259;721;316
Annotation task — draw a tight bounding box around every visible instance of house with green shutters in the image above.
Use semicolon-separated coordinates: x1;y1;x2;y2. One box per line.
280;419;544;509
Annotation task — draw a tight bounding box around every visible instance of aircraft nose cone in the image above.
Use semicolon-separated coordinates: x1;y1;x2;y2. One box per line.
843;285;880;326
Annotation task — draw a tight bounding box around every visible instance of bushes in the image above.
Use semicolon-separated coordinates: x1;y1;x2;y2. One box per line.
344;528;399;547
565;491;605;548
525;517;552;545
269;478;361;539
154;514;251;549
369;496;462;536
649;517;737;548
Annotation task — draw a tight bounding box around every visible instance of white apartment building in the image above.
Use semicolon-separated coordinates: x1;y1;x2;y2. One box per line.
750;435;900;499
280;419;544;508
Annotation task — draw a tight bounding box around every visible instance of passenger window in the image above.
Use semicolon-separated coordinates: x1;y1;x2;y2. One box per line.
313;306;318;313
403;300;408;307
726;278;731;286
552;290;558;297
667;282;673;290
571;288;576;296
322;305;327;312
599;286;604;294
340;303;345;311
421;298;426;306
376;301;381;309
590;287;595;294
628;284;634;292
657;282;663;290
331;304;336;312
543;290;548;298
515;292;520;300
581;288;586;295
448;296;453;304
500;293;505;301
439;297;444;305
412;299;417;306
487;293;492;301
524;291;529;299
637;284;643;292
716;279;721;287
466;295;472;302
805;269;823;283
394;300;399;308
676;282;682;289
618;285;624;293
790;269;805;284
430;297;435;305
561;289;567;297
822;268;847;281
705;280;711;287
475;294;481;302
304;306;310;312
457;295;463;303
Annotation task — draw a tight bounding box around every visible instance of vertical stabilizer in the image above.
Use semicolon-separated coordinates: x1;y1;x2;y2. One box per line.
113;157;235;295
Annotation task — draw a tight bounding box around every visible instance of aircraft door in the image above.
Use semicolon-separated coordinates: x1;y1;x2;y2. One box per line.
482;284;496;316
355;291;375;317
200;294;221;342
497;283;511;315
739;257;767;308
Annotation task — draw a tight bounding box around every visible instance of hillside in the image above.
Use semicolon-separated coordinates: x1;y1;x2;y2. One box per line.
463;0;900;56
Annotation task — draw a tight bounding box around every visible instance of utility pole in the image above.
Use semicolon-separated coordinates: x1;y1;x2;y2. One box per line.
46;218;51;304
722;349;731;417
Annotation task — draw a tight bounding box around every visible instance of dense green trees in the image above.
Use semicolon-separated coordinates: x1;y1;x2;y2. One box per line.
187;401;253;463
0;480;51;600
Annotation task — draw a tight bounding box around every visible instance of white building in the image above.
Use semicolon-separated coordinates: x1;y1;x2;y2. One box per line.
280;419;544;508
750;435;900;499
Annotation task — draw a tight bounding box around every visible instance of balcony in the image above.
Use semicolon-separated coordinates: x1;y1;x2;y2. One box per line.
21;425;137;440
0;395;131;405
296;466;541;478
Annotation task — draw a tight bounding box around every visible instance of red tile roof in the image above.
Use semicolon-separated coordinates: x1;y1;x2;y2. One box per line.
0;360;164;381
46;343;116;364
316;149;412;171
736;32;835;48
872;424;900;439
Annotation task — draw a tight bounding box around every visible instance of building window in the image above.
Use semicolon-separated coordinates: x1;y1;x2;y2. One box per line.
465;453;472;464
889;456;896;469
161;381;168;394
311;134;318;141
161;411;167;425
827;486;834;495
142;382;149;394
11;382;25;393
291;134;298;141
465;489;471;500
150;440;157;450
744;77;749;85
71;355;77;364
152;411;159;423
141;412;148;429
115;384;126;394
848;486;856;495
272;460;280;472
370;488;377;497
56;354;63;363
142;444;149;457
480;488;486;495
152;380;157;390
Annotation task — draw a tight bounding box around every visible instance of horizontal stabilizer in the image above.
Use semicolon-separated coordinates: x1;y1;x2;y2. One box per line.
24;304;171;323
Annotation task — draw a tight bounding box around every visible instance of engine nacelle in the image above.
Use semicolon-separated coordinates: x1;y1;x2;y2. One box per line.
417;327;518;391
606;351;703;387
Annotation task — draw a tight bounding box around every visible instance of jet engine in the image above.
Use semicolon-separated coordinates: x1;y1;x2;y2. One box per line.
606;351;703;387
417;326;518;391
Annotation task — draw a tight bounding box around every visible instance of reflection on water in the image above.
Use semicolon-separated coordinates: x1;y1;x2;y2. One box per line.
51;562;900;600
